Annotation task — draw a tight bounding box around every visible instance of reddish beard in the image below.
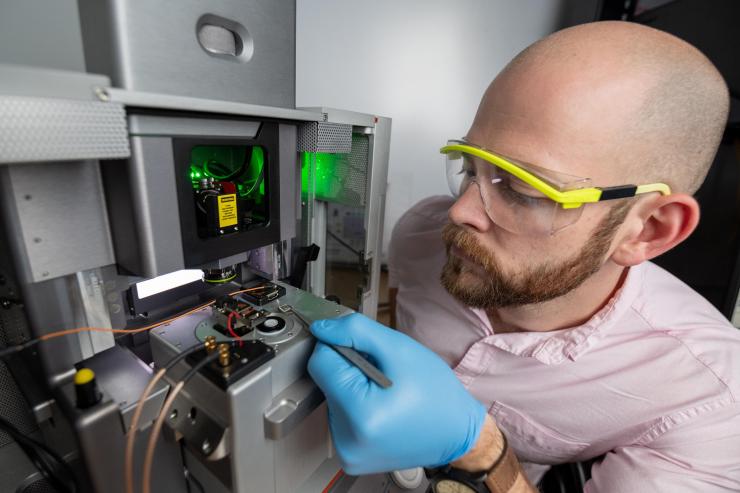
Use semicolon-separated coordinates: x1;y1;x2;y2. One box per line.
440;205;629;309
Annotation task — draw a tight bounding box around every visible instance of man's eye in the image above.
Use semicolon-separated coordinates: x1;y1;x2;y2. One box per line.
499;180;548;206
461;163;476;178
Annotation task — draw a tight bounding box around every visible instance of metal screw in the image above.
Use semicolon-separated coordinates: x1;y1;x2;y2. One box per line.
201;439;212;454
169;409;178;420
94;86;110;101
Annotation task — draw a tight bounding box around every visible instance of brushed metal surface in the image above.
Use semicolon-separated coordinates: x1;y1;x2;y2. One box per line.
78;0;296;108
0;161;115;283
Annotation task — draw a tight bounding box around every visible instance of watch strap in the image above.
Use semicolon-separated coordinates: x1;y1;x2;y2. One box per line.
485;433;519;493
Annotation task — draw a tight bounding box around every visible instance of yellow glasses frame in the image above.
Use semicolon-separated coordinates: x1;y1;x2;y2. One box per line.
440;142;671;209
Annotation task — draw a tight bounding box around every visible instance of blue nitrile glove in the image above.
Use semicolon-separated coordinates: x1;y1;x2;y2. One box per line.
307;313;487;475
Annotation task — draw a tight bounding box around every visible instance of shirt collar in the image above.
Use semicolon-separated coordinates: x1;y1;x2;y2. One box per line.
469;264;645;365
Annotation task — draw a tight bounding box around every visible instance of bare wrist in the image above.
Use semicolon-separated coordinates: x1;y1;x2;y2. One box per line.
452;414;504;472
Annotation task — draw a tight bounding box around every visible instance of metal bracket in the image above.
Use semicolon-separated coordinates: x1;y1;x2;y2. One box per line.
263;376;324;440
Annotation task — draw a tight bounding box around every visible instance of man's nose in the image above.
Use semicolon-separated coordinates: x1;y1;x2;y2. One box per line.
448;183;493;233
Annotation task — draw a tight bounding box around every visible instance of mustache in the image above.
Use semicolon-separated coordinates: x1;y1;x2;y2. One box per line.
441;223;493;271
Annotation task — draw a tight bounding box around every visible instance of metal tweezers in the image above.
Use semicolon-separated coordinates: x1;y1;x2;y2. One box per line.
279;304;392;389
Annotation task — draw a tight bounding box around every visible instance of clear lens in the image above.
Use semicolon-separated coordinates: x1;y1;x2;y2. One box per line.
444;144;589;235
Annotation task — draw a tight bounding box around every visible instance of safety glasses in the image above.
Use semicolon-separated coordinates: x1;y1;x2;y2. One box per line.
440;139;671;236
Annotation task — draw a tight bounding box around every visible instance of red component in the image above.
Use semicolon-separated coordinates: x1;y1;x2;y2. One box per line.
217;181;237;194
226;311;243;346
322;470;345;493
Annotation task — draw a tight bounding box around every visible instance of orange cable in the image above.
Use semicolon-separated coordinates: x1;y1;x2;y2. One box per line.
37;287;263;342
125;368;166;493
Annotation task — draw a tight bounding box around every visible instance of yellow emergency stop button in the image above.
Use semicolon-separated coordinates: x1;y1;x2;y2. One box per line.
74;367;101;409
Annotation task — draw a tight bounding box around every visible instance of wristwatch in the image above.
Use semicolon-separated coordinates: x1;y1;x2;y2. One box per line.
425;434;518;493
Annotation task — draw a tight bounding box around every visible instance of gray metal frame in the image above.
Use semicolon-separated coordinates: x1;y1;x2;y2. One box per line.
0;62;394;493
301;108;391;320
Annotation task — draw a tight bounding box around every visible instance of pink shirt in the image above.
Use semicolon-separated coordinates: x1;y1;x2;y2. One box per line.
388;196;740;492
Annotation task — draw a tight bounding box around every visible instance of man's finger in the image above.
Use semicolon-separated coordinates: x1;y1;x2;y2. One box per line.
310;313;399;360
308;342;369;404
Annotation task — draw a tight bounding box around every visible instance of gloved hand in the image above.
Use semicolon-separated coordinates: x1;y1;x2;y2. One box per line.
308;313;487;475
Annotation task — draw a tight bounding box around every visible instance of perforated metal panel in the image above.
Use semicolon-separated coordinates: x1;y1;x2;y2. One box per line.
0;307;36;448
298;122;352;153
20;477;59;493
345;134;369;206
0;96;130;164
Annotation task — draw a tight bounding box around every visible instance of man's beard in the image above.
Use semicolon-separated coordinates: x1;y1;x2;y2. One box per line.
440;205;630;309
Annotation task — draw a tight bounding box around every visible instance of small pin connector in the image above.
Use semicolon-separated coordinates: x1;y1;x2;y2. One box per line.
204;335;217;353
217;343;230;367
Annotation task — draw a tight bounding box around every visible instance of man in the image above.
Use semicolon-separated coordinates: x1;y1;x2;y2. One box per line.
308;21;740;492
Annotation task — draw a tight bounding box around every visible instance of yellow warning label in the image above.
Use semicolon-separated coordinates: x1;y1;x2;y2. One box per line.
218;194;238;228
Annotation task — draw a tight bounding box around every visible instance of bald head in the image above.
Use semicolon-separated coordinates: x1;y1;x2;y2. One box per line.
470;21;729;194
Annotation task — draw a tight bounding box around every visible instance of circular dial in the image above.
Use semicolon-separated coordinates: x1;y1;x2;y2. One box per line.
432;479;477;493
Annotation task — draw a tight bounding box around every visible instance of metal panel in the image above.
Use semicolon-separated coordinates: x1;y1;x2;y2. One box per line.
360;118;391;319
0;358;37;447
129;115;262;138
0;161;115;283
78;0;296;108
104;87;322;122
82;345;169;432
58;383;188;493
0;97;129;164
0;1;86;72
0;440;39;492
0;64;108;101
0;64;129;165
300;107;377;128
115;134;186;277
72;269;116;359
298;122;353;153
279;124;299;242
364;117;391;262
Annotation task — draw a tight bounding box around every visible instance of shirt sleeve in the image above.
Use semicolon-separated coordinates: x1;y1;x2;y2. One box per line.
585;402;740;492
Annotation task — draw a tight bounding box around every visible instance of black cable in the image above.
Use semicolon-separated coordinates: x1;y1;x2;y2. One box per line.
0;416;78;493
183;350;221;382
203;159;243;181
163;341;209;372
0;339;38;360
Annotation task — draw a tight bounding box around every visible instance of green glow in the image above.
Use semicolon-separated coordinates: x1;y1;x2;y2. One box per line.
302;152;342;200
189;165;204;185
188;146;266;204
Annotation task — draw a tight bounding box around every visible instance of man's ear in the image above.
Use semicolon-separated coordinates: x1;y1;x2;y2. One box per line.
611;194;700;267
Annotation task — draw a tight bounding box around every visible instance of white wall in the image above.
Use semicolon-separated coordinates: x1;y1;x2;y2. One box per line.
296;0;567;259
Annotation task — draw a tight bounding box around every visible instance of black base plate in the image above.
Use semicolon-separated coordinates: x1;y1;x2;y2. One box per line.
238;282;286;306
186;340;275;389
